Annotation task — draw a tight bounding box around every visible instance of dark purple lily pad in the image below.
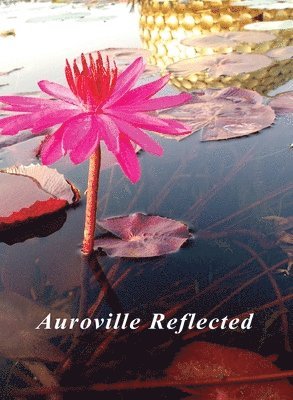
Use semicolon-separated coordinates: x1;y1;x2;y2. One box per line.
167;53;273;78
269;91;293;114
94;213;190;258
158;87;275;141
0;291;68;362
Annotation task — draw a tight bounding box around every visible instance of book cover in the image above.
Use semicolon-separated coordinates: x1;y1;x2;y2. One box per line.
0;1;292;399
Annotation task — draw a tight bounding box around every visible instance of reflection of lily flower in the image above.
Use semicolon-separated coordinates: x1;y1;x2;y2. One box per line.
0;53;191;183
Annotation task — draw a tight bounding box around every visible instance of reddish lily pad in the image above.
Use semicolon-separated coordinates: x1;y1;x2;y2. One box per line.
181;31;275;49
0;291;68;362
0;164;79;230
158;87;275;141
94;213;190;258
167;53;272;78
269;91;293;115
266;46;293;61
167;341;293;399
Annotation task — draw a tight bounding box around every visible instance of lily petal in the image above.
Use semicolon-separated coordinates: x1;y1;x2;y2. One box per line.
40;125;65;165
0;113;40;135
65;59;77;95
69;117;100;164
115;92;192;112
103;57;145;108
96;114;120;153
38;80;80;106
0;96;65;112
115;134;141;183
31;108;81;133
62;113;94;151
111;116;163;156
106;110;191;135
113;74;170;106
161;118;192;136
0;108;77;135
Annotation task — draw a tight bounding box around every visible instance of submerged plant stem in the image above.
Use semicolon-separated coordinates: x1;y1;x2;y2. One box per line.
10;370;293;397
82;146;101;255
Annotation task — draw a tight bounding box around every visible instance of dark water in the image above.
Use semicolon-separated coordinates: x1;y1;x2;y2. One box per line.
1;114;292;297
0;104;292;397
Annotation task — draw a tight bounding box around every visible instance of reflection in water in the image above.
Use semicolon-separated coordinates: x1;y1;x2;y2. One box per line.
81;253;124;319
0;209;67;245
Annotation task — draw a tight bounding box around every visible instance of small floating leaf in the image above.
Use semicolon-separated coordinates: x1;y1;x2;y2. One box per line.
95;213;190;258
0;164;79;231
0;291;69;362
167;341;293;399
266;46;293;61
269;91;293;115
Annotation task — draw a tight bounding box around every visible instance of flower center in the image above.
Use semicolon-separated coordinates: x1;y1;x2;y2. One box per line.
65;52;118;110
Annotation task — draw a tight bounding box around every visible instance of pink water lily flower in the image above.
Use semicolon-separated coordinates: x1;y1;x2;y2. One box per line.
0;53;192;182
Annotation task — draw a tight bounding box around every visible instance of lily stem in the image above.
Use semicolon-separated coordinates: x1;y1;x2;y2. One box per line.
82;145;101;255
